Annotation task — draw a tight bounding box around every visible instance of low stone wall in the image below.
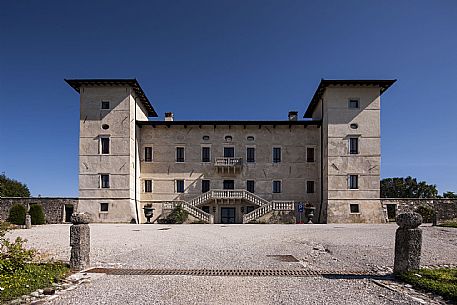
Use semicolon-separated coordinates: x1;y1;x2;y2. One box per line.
0;197;78;224
382;199;457;223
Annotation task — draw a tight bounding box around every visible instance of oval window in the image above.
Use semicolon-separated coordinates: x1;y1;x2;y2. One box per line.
202;135;210;141
225;135;233;142
350;123;358;129
102;124;109;130
247;136;255;141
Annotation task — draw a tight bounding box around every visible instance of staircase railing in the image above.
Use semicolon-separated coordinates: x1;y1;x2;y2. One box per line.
162;201;214;224
242;200;295;223
187;189;270;207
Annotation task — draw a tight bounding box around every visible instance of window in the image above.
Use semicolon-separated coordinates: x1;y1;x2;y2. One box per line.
202;180;210;193
350;123;358;129
246;147;255;163
349;138;359;154
145;180;152;193
306;147;315;162
225;135;233;142
176;180;184;193
100;174;110;188
102;124;109;130
224;147;234;158
100;137;110;154
307;181;315;193
145;147;153;162
349;175;358;189
247;136;255;141
202;135;210;141
202;147;211;162
273;180;281;193
223;180;234;190
101;101;110;110
176;147;185;162
350;204;360;214
100;203;109;212
246;180;255;193
273;147;281;163
348;99;359;109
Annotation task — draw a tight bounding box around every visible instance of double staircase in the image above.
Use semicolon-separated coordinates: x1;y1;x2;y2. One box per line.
162;189;294;224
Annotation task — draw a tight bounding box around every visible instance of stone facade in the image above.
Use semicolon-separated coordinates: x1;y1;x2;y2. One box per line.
0;197;78;224
382;199;457;223
67;79;396;224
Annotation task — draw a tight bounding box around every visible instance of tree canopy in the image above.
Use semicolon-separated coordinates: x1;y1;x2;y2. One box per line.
380;176;438;198
0;173;30;197
442;191;457;199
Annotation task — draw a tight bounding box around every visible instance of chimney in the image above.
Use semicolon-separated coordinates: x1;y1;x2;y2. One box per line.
288;111;298;121
165;112;174;121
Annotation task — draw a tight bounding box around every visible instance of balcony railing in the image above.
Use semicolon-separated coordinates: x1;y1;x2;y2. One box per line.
214;157;243;167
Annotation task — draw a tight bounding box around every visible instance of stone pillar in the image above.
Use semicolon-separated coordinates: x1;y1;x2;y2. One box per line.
70;213;91;270
25;214;32;229
394;212;423;274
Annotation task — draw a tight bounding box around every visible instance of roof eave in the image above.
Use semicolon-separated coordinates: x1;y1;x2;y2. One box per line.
303;79;397;118
65;79;158;117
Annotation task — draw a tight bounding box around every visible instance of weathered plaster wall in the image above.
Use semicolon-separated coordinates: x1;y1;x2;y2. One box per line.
0;197;78;224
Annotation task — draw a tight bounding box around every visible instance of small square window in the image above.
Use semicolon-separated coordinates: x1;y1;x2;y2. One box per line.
349;175;358;189
306;147;315;162
145;180;152;193
101;101;110;110
100;137;110;154
100;174;110;188
176;180;185;193
145;147;153;162
350;204;360;214
246;180;255;193
306;181;315;193
100;202;109;212
348;99;359;109
273;180;281;193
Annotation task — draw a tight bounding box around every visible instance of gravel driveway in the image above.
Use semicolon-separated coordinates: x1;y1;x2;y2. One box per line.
8;223;457;304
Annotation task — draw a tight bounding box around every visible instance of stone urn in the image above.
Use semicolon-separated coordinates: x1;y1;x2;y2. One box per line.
304;204;315;224
143;205;155;224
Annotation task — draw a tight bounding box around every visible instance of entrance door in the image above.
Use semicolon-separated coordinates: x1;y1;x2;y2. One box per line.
221;207;236;224
223;180;234;190
65;205;74;223
224;147;234;158
386;204;397;221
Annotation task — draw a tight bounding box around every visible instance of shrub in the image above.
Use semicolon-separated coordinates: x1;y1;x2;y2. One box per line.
415;205;435;223
0;221;36;274
7;204;26;225
29;204;46;225
166;204;188;224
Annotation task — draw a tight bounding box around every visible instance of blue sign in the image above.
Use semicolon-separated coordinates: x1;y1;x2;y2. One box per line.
298;202;304;213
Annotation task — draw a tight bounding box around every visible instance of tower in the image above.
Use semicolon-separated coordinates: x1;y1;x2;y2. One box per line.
305;79;396;223
66;79;157;222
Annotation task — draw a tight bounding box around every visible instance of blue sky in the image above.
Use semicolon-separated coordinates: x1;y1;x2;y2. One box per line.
0;0;456;196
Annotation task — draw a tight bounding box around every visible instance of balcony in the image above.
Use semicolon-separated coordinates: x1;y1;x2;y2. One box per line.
214;157;243;174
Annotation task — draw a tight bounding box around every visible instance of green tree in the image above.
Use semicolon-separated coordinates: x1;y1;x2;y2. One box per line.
442;191;457;198
29;204;46;225
381;176;438;198
0;173;30;197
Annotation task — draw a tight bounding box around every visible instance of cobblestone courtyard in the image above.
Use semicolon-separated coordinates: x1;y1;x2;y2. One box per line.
9;224;457;304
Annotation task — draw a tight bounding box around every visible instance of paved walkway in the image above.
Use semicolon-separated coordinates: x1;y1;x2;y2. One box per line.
9;224;457;304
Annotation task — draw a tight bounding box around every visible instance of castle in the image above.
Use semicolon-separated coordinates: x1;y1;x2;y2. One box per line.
66;78;395;224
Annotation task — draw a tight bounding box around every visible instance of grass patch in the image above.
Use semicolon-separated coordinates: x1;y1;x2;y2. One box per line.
0;262;69;302
399;268;457;302
438;221;457;228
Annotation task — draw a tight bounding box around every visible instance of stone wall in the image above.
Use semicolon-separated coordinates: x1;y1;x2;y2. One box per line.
381;199;457;223
0;197;78;224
